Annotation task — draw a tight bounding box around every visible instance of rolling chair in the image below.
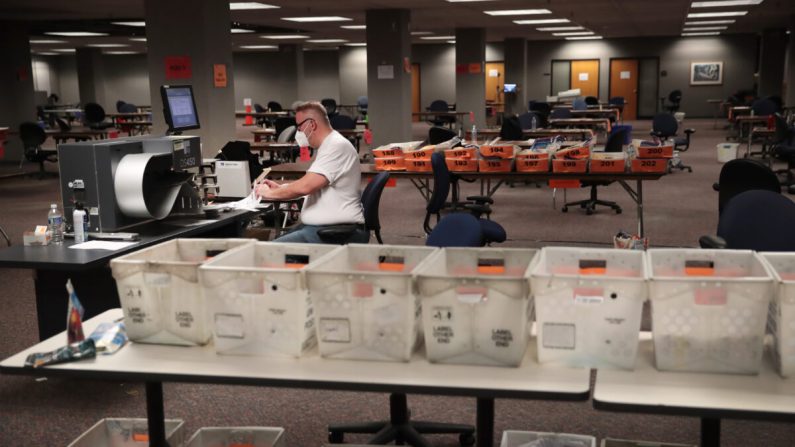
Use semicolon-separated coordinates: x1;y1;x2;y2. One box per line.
562;128;627;215
550;107;572;119
608;97;625;108
585;96;600;106
253;103;268;127
428;126;457;145
321;98;338;117
426;212;487;247
274;125;298;163
751;98;778;117
650;113;694;173
529;101;551;119
699;190;795;251
662;90;682;114
572;98;588;110
356;96;368;120
274;117;296;138
316;171;390;245
712;158;780;215
119;102;137;113
83;103;115;130
517;112;542;130
502;115;524;140
427;99;456;128
267;101;283;112
770;115;795;191
19;122;57;179
115;100;127;113
55;118;71;133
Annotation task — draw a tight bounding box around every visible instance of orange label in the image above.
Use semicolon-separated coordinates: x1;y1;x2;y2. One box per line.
379;262;405;272
132;433;149;442
477;265;505;274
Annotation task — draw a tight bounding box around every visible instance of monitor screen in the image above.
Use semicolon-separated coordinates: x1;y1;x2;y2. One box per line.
503;83;517;93
161;84;200;132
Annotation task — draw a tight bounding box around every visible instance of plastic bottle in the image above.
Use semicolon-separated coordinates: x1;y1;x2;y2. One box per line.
73;203;88;243
471;124;478;144
48;203;63;245
530;115;538;130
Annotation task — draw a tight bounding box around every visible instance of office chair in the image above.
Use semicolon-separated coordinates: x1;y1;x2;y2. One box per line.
19;122;56;179
751;98;777;117
119;102;137;113
528;101;551;120
253;103;268;127
562;128;627;215
501;115;524;140
116;100;127;113
609;97;625;108
55;118;71;133
317;171;390;245
766;95;783;113
518;112;542;131
428;126;457;145
216;140;263;182
330;114;356;130
712;158;780;215
83;103;115;130
267;101;283;112
550;107;572;119
585;96;600;106
426;212;484;247
572;98;588;110
274;117;296;138
427;99;455;127
356;96;368;119
770;115;795;190
650;113;695;173
276;125;297;144
321;98;338;117
699;190;795;251
663;90;682;114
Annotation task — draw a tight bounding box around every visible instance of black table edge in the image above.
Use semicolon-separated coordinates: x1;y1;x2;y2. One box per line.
593;397;795;423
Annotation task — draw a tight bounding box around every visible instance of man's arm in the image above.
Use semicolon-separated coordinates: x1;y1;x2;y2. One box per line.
258;172;329;200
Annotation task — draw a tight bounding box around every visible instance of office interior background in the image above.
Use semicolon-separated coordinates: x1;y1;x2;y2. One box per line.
3;0;795;446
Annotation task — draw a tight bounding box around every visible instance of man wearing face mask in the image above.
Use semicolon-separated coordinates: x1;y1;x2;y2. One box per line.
255;101;368;243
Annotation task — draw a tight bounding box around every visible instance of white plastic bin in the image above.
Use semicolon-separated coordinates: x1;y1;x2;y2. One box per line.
110;238;253;346
759;253;795;377
304;244;437;361
199;242;337;357
601;439;695;447
501;430;596;447
68;418;184;447
647;249;775;374
186;427;285;447
716;142;739;163
415;247;538;367
529;247;648;370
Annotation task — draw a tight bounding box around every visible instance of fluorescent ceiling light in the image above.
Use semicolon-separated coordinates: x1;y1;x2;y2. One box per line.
306;39;347;43
239;44;278;49
261;34;309;39
691;0;762;7
447;40;456;44
514;18;570;25
341;25;366;29
683;26;728;31
30;39;66;44
87;43;129;48
684;20;735;25
552;31;594;36
536;26;584;31
45;31;108;37
484;9;551;16
129;37;147;42
565;36;603;40
112;21;145;27
36;52;60;56
682;32;721;36
51;48;77;52
231;28;254;33
282;16;351;22
230;2;279;10
411;31;434;36
420;35;456;40
687;11;748;18
105;51;139;55
345;43;366;46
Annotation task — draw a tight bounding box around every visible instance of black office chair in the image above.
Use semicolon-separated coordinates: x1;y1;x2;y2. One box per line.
712;158;780;215
550;107;572;119
254;103;268;127
115;100;127;113
83;102;115;130
584;96;599;106
19;122;56;179
330;115;359;149
321;98;338;117
650;113;695;173
426;212;486;247
766;95;783;113
317;171;390;245
751;98;778;117
562;128;626;215
427;99;456;127
699;190;795;250
274;117;296;138
357;96;368;120
663;90;682;114
517;112;542;131
216;140;263;182
501;115;524;141
428;126;457;145
55;118;71;133
118;102;137;113
770;115;795;190
267;101;283;112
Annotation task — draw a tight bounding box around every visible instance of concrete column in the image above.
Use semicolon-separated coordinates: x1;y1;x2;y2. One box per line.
0;21;35;162
784;18;795;107
76;48;106;108
758;28;788;98
503;38;528;116
144;0;236;157
278;44;305;105
456;28;486;129
339;46;367;105
366;9;412;146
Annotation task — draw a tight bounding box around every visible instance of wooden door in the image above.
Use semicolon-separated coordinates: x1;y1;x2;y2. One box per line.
570;60;599;98
485;62;504;113
412;63;421;122
610;59;639;120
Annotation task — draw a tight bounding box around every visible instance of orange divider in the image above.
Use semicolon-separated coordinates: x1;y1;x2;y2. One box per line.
373;147;404;157
590;159;626;173
516;159;549;173
552;159;587;173
375;157;406;171
405;159;433;172
479;145;515;159
478;159;512;172
637;144;674;159
446;158;479;172
445;147;477;159
631;158;667;173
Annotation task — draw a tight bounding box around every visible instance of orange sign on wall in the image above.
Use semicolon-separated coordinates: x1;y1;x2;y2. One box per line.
165;56;192;79
213;64;227;88
468;63;482;74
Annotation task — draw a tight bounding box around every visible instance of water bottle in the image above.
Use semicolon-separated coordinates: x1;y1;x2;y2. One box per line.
471;125;478;144
73;203;88;243
530;115;538;130
48;203;64;244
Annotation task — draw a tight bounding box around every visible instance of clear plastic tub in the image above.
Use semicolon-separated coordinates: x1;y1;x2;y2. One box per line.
186;427;285;447
500;430;596;447
304;244;437;361
415;247;538;367
110;238;253;346
199;242;337;357
529;247;648;370
68;418;184;447
647;249;775;374
759;253;795;377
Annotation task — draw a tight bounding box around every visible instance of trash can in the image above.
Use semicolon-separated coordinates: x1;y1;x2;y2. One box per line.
717;142;739;163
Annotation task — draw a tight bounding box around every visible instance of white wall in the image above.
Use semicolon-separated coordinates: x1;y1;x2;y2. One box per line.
103;54;151;110
55;56;79;105
302;50;340;102
413;43;456;108
339;47;367;105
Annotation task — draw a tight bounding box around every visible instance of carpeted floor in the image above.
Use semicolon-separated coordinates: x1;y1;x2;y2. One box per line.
1;118;794;446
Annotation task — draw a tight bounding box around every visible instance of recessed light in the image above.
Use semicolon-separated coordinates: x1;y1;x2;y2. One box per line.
229;2;279;10
682;26;728;31
129;37;147;42
682;32;721;36
345;43;367;47
484;9;552;16
282;16;352;23
687;11;748;18
51;48;77;52
536;26;584;31
684;20;736;25
341;25;366;30
45;32;108;37
87;43;130;48
112;21;146;27
306;39;347;43
105;51;139;55
420;35;456;40
35;52;60;56
261;34;310;39
552;31;594;36
447;40;456;44
514;19;570;25
691;0;762;7
30;39;67;44
239;44;278;49
231;28;255;33
411;31;434;36
565;36;603;40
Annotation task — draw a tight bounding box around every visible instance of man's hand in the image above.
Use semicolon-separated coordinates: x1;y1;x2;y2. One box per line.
256;172;328;201
260;179;281;189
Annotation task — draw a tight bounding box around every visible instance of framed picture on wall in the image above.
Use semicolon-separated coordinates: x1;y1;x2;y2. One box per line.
690;61;723;85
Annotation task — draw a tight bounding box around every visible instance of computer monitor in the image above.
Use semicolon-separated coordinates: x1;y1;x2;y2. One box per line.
503;83;517;93
160;84;200;133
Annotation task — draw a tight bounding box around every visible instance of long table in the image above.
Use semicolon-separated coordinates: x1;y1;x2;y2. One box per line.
269;163;665;238
0;309;591;447
466;128;595;141
549;118;611;133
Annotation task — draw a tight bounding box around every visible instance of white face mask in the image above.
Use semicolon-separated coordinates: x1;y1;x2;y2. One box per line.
295;130;310;148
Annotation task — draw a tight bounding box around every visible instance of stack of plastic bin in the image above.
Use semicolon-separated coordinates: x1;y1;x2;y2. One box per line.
415;247;538;367
185;427;285;447
760;253;795;377
199;242;337;357
647;249;774;374
110;238;253;346
500;430;596;447
530;247;647;369
304;244;437;361
67;418;184;447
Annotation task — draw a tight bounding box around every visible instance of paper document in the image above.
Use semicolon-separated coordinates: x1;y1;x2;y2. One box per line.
69;241;138;251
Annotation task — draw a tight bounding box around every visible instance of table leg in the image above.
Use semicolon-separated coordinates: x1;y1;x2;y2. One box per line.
747;127;753;157
616;180;644;238
476;398;494;447
700;417;720;447
146;382;170;447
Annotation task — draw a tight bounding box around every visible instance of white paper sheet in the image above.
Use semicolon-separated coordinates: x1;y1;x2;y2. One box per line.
69;241;138;251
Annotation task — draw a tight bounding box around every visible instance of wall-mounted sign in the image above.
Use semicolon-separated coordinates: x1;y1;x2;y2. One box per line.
213;64;227;88
468;63;481;74
578;73;589;81
620;71;631;80
165;56;192;79
377;64;394;79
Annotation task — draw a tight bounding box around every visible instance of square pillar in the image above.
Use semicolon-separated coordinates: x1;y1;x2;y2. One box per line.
456;28;486;129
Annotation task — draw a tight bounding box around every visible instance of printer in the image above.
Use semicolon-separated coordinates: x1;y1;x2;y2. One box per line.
58;135;203;232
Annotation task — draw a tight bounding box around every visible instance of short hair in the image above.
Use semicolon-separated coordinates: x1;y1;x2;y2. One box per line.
294;101;330;126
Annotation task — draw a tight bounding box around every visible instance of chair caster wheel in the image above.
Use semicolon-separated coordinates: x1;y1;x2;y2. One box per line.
562;207;568;213
460;432;476;446
586;207;594;215
616;208;622;214
687;168;693;173
580;203;587;208
328;431;344;443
